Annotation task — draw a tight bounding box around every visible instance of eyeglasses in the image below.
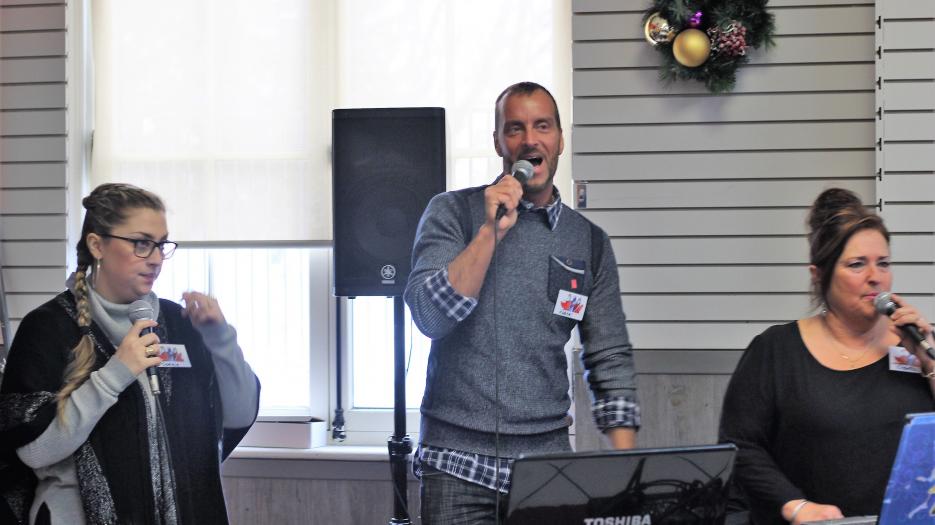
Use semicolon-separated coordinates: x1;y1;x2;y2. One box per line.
102;234;178;259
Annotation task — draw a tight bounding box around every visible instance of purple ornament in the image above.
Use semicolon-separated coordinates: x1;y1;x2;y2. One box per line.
689;10;703;28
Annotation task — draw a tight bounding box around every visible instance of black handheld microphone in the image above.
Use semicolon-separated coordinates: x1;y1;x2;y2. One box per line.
495;159;535;221
129;300;161;395
873;292;935;360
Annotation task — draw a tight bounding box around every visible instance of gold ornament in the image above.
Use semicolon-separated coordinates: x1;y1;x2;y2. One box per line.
643;12;675;46
672;28;711;68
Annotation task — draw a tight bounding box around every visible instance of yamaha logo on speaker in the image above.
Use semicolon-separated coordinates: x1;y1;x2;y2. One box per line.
381;264;397;284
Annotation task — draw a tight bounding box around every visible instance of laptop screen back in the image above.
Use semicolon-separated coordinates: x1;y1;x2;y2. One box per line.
506;444;737;525
878;412;935;524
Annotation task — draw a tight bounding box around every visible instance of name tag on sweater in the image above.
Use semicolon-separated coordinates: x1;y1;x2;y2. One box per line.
156;344;192;368
554;290;588;321
888;346;921;374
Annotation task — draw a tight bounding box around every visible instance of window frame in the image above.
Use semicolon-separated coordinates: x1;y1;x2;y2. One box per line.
152;241;333;426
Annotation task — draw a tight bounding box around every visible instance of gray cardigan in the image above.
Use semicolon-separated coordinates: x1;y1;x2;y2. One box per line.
405;187;639;458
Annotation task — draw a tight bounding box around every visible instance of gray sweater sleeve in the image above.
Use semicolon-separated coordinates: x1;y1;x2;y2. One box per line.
404;192;476;340
195;322;259;429
16;357;138;469
578;230;640;403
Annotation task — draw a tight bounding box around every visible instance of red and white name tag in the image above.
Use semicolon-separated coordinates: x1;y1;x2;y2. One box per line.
156;344;192;368
888;346;921;374
553;290;588;321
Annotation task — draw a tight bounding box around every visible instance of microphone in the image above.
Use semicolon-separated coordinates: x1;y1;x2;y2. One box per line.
129;300;161;395
873;292;935;360
495;159;535;220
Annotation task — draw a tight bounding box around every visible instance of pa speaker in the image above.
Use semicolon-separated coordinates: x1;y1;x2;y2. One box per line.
332;107;446;297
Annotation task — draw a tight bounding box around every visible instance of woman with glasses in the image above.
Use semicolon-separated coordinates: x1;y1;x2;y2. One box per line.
0;183;259;524
719;188;934;525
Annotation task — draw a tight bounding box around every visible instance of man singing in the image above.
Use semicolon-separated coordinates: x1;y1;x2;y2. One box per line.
405;81;640;524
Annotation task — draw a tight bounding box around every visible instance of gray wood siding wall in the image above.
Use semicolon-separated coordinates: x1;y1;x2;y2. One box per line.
570;0;891;450
876;1;935;325
0;0;69;348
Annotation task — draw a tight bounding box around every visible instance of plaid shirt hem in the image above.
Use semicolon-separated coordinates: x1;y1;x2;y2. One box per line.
425;268;478;322
413;445;514;494
592;395;641;432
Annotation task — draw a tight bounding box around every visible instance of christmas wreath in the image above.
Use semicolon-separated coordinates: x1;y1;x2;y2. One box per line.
643;0;775;93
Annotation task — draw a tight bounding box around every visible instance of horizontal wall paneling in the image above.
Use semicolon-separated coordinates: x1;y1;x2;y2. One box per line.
0;188;65;213
0;57;67;83
575;92;874;125
572;6;873;41
2;268;65;293
0;84;66;110
582;179;873;209
0;240;66;266
575;122;873;153
571;0;874;14
617;264;933;294
0;215;66;239
574;64;874;97
0;162;65;187
0;4;65;31
575;150;874;181
574;35;873;69
0;109;67;135
0;31;66;58
0;136;67;161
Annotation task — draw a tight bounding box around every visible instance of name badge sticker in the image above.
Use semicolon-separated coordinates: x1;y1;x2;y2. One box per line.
888;346;921;374
156;344;192;368
554;290;588;321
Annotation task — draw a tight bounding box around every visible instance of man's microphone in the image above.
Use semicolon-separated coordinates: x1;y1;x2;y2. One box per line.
495;159;535;220
874;291;935;360
129;300;161;394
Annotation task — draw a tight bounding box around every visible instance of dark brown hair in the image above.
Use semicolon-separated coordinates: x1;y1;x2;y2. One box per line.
57;183;165;420
807;187;889;308
494;81;562;132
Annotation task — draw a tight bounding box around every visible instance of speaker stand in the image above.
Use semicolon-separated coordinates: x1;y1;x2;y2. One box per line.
388;296;413;524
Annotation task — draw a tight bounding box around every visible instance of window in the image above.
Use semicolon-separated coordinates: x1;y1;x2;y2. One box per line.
153;246;331;419
91;0;571;444
348;297;430;410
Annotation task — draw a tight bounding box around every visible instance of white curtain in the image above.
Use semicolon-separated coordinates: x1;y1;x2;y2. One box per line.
92;0;334;241
92;0;571;244
337;0;572;193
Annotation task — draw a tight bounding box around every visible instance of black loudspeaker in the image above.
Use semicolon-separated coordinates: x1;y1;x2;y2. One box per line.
332;107;446;297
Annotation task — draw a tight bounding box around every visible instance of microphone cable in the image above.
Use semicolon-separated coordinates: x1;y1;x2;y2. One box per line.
493;204;503;525
490;161;532;524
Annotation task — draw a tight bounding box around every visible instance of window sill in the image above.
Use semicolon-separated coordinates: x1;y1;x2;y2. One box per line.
223;445;415;481
230;444;391;462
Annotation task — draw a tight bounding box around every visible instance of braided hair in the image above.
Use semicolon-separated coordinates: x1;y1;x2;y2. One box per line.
57;183;165;420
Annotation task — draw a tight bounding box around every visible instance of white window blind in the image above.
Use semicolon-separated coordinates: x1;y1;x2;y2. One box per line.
91;0;334;242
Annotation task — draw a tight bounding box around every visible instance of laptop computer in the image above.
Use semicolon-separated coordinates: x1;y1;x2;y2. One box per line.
877;411;935;524
506;444;737;525
793;412;935;525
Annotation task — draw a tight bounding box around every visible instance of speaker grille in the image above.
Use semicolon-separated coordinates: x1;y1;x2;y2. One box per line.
332;108;446;297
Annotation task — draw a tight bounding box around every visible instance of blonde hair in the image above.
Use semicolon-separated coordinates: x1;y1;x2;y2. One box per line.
56;183;165;420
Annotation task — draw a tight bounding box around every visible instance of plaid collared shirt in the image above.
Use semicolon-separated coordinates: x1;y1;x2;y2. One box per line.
414;397;640;493
415;187;639;492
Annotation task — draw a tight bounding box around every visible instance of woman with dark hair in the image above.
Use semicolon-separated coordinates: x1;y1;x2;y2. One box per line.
719;188;934;525
0;183;259;524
